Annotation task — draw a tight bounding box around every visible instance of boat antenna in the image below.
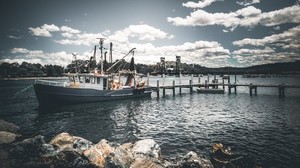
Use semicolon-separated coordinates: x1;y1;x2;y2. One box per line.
97;37;105;74
106;48;136;72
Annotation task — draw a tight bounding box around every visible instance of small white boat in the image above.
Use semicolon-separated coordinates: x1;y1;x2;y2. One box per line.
196;88;225;94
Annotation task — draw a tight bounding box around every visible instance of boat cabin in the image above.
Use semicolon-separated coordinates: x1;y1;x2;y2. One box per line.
68;73;109;90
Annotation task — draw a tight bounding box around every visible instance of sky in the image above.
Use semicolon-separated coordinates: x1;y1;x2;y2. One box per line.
0;0;299;68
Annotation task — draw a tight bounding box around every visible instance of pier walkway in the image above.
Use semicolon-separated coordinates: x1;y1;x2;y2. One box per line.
147;76;300;98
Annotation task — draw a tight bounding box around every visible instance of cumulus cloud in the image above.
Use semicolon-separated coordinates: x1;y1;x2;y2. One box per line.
29;24;60;37
6;48;72;66
168;4;300;30
232;25;300;47
237;0;260;6
108;24;173;43
183;0;221;9
232;25;300;66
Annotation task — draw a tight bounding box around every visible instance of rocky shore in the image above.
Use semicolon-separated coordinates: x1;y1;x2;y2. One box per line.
0;119;242;168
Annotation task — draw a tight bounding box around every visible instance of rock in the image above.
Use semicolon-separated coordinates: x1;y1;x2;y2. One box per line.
0;131;20;145
0;119;20;133
83;139;113;167
164;151;213;168
210;143;242;168
26;149;96;168
9;135;55;167
131;157;163;168
132;139;162;160
105;143;134;168
50;132;93;153
0;147;11;168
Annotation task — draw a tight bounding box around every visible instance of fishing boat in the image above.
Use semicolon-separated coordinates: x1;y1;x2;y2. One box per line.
33;42;152;106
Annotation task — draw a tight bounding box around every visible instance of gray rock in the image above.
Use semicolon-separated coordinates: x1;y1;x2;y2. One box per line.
164;151;213;168
0;119;20;133
105;143;134;168
132;139;162;160
0;131;20;145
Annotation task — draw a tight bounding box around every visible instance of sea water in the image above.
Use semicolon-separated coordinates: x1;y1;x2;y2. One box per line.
1;75;300;167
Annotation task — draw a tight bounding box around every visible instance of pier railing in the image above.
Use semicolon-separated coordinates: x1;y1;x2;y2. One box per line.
35;79;66;87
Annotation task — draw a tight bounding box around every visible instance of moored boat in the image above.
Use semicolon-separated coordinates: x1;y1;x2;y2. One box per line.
196;88;225;94
33;42;152;106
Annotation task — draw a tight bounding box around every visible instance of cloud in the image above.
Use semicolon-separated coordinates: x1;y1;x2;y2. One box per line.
109;24;173;43
237;0;260;6
7;35;23;39
183;0;221;9
29;24;60;37
60;26;81;34
6;48;72;66
55;24;174;47
232;49;298;66
168;4;300;30
232;25;300;66
232;25;300;47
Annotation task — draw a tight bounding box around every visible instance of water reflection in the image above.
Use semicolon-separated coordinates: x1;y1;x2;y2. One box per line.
34;98;152;143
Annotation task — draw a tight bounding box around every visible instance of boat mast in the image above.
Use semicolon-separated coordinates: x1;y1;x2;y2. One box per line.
72;52;78;73
97;37;105;74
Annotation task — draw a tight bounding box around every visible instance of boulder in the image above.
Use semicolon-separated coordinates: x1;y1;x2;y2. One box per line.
164;151;213;168
0;147;11;168
105;143;134;168
0;131;20;145
50;132;93;153
131;157;163;168
0;119;20;133
9;135;55;167
83;139;113;167
132;139;162;160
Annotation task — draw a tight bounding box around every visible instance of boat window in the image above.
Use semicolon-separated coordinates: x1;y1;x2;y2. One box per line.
79;76;84;83
85;77;90;83
91;77;95;84
97;77;100;84
103;78;107;90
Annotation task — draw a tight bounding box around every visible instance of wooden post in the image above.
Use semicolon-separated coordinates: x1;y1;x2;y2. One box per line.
249;84;253;96
207;75;210;84
179;72;182;84
205;80;208;89
279;85;285;97
234;74;237;84
234;85;237;94
228;75;230;83
179;87;182;95
156;80;160;98
147;73;150;86
163;88;166;98
189;80;193;93
254;86;257;95
222;78;225;89
172;80;175;96
228;85;231;94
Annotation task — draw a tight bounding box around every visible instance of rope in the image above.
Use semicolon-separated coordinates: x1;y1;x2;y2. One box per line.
11;84;33;98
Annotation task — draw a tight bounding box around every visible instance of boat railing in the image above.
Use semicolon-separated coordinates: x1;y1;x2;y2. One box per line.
35;79;67;87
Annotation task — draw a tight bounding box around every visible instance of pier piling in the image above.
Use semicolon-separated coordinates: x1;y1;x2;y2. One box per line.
172;81;175;96
189;80;193;93
156;80;160;98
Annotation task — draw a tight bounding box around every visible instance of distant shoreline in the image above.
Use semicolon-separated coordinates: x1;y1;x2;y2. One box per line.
0;77;68;81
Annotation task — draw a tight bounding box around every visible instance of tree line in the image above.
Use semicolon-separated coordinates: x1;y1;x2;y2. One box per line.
1;60;300;78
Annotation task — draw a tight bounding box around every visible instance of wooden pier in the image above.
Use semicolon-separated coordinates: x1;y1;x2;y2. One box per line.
148;75;300;98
